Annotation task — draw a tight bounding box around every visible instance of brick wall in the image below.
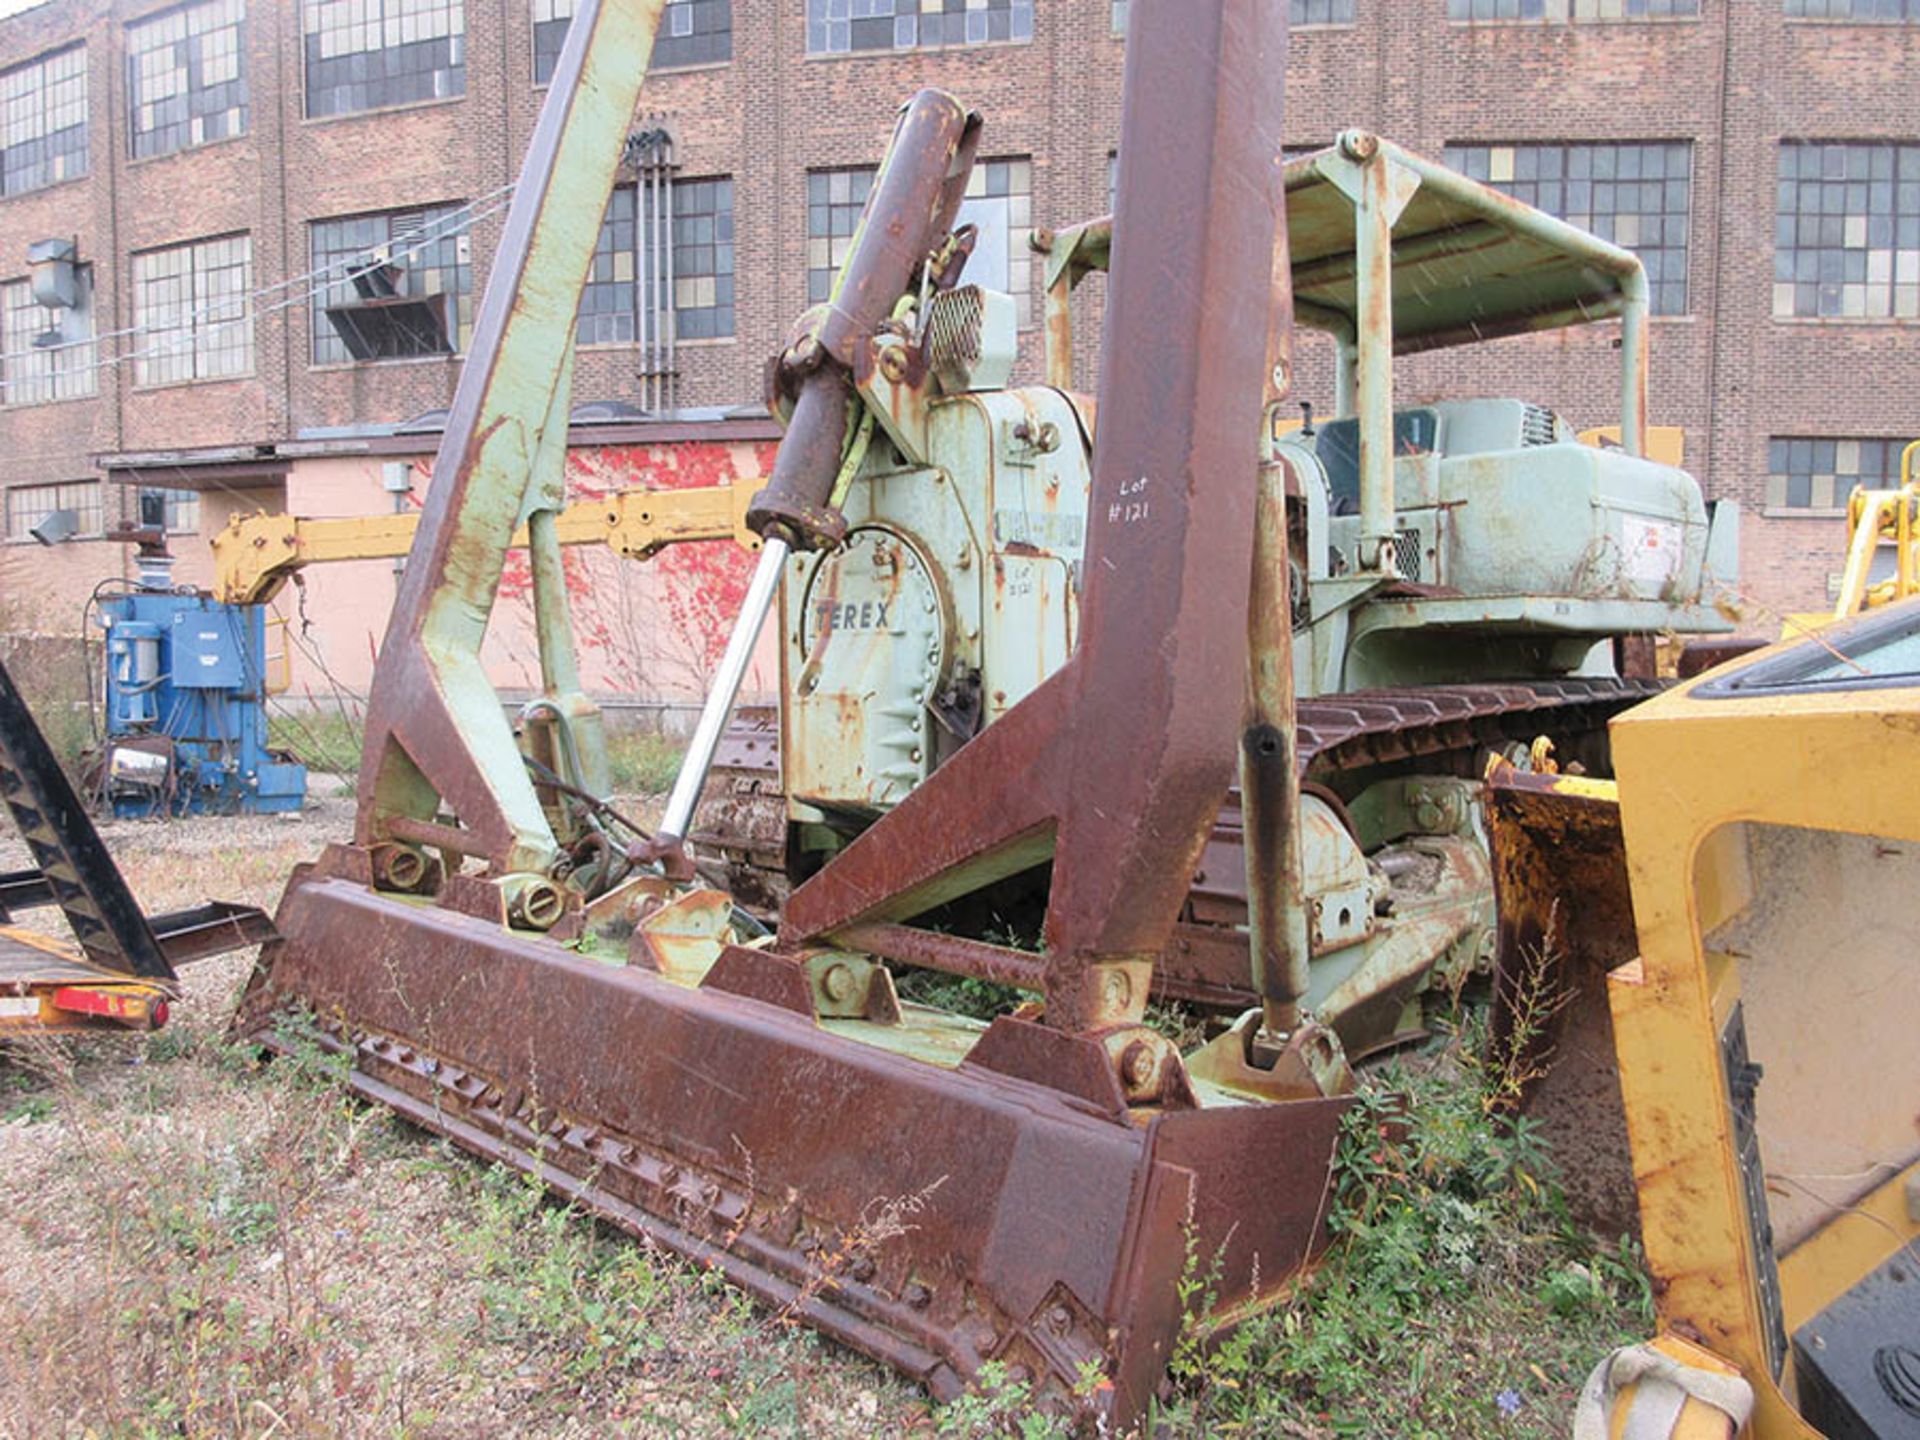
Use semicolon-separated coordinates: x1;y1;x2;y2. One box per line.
0;0;1917;637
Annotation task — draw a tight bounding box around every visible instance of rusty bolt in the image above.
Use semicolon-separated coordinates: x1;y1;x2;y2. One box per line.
1119;1040;1156;1092
1103;968;1133;1012
877;344;910;383
1048;1304;1073;1336
904;1282;932;1310
850;1256;877;1283
819;961;857;1004
1339;129;1379;162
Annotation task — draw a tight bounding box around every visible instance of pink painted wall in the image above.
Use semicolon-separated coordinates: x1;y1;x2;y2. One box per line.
268;437;781;719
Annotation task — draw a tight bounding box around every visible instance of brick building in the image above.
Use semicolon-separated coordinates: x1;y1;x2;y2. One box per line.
0;0;1916;666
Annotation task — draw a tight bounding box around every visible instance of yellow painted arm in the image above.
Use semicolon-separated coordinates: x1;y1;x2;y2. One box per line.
211;480;762;605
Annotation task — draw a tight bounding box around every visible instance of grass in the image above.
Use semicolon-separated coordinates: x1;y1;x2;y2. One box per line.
1149;1012;1653;1439
0;604;95;776
605;730;687;795
269;707;365;777
265;712;686;799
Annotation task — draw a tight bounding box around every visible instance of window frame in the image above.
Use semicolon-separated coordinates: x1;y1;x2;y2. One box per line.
0;43;90;199
1765;436;1906;515
1446;0;1701;20
1774;141;1920;322
300;0;466;122
131;232;254;389
532;0;731;86
307;203;475;366
576;175;736;347
1443;138;1695;316
137;484;201;535
1783;0;1920;19
804;0;1034;57
0;265;98;408
126;0;249;163
4;479;104;543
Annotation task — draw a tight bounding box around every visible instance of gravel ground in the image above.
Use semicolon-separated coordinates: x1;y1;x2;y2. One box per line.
0;781;927;1439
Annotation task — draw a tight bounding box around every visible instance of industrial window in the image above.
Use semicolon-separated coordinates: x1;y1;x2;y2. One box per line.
1786;0;1920;16
955;157;1033;327
0;46;88;196
806;166;874;304
579;177;734;344
534;0;727;82
807;161;1032;321
127;0;248;161
0;270;96;406
1767;437;1904;510
1115;0;1350;30
1445;141;1692;315
138;485;200;534
132;234;253;386
5;480;103;541
1775;142;1920;319
806;0;1032;54
1448;0;1698;17
309;204;473;364
302;0;464;119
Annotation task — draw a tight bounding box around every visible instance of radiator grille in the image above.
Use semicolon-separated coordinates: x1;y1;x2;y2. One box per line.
1394;528;1423;582
1521;405;1558;447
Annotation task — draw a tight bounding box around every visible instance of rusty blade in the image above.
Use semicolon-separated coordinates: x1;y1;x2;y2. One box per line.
1486;764;1640;1236
237;853;1346;1427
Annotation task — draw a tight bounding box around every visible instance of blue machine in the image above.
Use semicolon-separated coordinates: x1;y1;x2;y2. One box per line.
97;588;306;818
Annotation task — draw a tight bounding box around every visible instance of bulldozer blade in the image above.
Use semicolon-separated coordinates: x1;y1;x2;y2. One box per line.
1485;764;1641;1236
238;850;1349;1424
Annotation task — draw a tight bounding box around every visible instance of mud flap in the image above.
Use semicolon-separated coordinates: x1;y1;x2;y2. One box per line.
1485;763;1641;1237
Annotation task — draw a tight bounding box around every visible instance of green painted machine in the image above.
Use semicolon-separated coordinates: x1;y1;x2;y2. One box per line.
692;129;1741;1057
233;4;1745;1416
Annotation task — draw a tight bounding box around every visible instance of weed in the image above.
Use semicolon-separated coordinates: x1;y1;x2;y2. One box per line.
893;967;1025;1020
1151;1010;1654;1439
269;707;365;777
3;1092;53;1124
935;1360;1074;1440
605;729;687;794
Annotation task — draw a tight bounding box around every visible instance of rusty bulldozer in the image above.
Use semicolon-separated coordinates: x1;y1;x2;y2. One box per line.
237;0;1754;1423
240;0;1340;1419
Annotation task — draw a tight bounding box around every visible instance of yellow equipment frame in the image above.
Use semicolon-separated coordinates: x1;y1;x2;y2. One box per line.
1602;602;1920;1437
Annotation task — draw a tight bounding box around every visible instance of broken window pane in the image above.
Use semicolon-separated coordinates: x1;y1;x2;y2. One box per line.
128;0;248;161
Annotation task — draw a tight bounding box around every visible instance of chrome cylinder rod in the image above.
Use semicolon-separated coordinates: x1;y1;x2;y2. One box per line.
656;537;789;842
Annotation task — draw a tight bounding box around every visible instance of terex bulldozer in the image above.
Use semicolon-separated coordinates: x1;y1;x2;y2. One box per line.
237;0;1735;1422
686;134;1739;1051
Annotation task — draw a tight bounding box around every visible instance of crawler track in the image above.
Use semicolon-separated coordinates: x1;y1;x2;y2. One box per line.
689;677;1663;1005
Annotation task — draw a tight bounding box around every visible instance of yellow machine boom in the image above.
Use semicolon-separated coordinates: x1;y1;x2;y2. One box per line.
210;478;762;605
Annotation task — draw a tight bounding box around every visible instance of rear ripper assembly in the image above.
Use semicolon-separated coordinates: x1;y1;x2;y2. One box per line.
237;0;1352;1420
